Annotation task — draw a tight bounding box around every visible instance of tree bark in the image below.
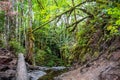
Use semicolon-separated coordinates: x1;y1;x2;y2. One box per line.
16;53;28;80
26;0;35;66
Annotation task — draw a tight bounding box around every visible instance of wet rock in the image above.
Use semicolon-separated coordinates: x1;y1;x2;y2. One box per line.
51;67;66;71
35;66;50;71
0;70;16;80
28;65;67;71
28;66;66;80
28;71;46;80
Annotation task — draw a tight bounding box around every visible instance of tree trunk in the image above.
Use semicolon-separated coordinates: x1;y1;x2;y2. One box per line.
26;0;35;65
4;13;9;49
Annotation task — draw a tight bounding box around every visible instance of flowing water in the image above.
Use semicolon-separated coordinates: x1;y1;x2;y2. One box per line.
39;69;67;80
29;66;68;80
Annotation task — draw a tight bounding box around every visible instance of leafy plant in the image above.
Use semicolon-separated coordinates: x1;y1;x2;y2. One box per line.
35;49;65;66
107;7;120;36
9;40;25;55
35;49;47;65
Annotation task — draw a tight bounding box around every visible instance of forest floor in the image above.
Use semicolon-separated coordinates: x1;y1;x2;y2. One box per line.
55;50;120;80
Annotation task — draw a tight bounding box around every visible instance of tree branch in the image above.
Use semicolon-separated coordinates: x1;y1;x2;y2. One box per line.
37;0;44;9
54;0;58;6
77;8;94;17
32;0;93;33
72;0;78;31
67;16;89;32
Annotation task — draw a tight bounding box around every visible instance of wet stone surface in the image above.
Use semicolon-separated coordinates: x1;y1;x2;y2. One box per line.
28;71;46;80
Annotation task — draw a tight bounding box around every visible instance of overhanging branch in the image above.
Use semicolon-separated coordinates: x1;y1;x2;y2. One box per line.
67;16;89;28
37;0;44;9
32;0;93;33
70;16;90;32
77;8;94;17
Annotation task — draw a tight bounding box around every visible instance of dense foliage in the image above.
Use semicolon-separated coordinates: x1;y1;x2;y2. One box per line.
0;0;120;66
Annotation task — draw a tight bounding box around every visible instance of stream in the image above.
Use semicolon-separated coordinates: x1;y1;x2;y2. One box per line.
29;66;68;80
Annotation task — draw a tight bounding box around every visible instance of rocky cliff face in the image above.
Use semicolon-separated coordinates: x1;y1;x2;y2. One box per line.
0;48;17;80
55;37;120;80
55;51;120;80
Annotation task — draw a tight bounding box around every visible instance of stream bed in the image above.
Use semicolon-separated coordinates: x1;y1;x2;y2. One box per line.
29;66;68;80
39;69;67;80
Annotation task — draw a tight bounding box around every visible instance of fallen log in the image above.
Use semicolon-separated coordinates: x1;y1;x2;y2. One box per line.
16;53;28;80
